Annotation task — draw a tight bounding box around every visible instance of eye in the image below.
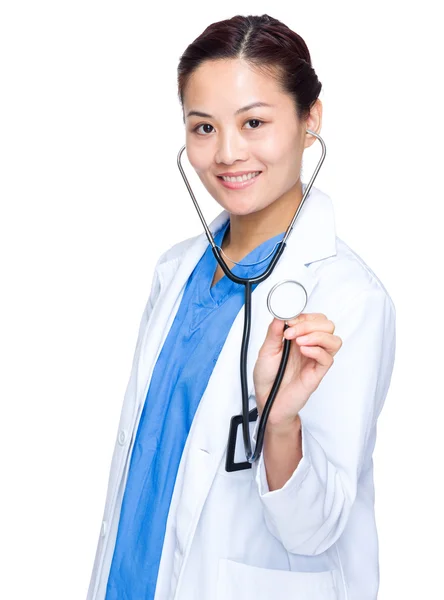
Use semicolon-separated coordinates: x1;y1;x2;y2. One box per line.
193;123;214;135
244;119;263;130
192;119;265;136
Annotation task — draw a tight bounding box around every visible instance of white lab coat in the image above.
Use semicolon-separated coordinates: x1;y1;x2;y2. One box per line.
86;185;396;600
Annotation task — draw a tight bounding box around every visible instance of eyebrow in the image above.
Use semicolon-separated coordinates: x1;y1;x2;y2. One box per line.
186;102;275;119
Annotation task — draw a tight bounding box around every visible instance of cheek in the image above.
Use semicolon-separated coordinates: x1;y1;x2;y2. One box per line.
185;144;211;174
255;146;293;169
185;135;211;175
255;131;298;167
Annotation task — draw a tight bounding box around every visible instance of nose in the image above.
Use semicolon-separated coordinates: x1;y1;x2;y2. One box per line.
214;129;249;166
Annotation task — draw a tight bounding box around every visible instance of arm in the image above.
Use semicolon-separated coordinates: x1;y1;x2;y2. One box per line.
262;415;303;492
86;249;167;599
101;251;166;512
129;251;165;365
251;285;396;555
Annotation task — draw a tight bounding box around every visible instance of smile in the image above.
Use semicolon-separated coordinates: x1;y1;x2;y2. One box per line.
217;172;262;190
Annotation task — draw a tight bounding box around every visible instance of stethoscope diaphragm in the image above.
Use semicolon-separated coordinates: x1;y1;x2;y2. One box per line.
266;279;308;322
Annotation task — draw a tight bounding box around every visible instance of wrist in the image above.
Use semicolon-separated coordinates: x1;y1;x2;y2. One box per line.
265;414;301;438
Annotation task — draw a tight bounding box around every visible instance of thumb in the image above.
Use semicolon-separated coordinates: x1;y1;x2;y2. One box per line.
260;317;287;356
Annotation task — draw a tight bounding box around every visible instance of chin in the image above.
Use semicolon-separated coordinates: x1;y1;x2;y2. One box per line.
223;203;263;217
204;183;264;216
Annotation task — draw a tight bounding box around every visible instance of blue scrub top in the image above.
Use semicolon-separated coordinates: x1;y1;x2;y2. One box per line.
105;218;285;599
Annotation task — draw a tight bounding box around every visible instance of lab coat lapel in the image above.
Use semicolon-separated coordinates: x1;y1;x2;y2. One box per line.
134;210;229;407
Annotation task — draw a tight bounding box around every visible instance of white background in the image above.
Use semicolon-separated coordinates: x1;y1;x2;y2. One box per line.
1;1;443;598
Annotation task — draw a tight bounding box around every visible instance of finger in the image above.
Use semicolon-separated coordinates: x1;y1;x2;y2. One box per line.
260;317;288;355
284;319;336;339
295;332;343;355
287;313;328;326
299;344;334;369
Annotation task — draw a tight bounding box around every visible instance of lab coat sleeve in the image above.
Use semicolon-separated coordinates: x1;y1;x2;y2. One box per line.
131;252;165;359
250;284;396;556
86;250;167;599
106;247;165;452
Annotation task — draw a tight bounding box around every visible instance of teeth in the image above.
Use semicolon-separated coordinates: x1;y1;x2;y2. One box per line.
221;171;260;183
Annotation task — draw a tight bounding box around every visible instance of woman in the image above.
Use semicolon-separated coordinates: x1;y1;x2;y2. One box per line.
87;14;396;600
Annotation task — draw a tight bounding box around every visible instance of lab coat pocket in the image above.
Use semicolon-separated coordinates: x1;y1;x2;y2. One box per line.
216;558;338;600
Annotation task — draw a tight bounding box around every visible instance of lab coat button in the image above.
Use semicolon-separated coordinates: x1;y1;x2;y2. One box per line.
118;429;127;445
101;520;107;537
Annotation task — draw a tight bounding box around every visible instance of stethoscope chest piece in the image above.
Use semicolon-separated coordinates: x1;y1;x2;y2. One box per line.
267;279;308;321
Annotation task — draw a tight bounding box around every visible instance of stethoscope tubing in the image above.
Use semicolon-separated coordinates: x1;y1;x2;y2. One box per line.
177;129;326;463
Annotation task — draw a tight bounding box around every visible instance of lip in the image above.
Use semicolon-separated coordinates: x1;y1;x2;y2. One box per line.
216;171;262;190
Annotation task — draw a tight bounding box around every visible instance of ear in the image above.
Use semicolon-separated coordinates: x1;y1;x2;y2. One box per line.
304;99;323;149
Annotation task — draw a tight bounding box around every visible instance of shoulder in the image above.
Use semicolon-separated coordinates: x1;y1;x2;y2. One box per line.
156;233;200;265
155;209;228;265
307;235;396;317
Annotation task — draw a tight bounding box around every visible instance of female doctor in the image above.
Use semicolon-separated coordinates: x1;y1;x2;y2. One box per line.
87;13;396;600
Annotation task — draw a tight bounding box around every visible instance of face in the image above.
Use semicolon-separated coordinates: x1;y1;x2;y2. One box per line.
183;58;319;217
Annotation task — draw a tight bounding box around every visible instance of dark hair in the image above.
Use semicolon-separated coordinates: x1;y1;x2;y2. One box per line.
177;14;322;123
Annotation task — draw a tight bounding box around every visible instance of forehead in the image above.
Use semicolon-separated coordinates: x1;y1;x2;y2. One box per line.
184;59;288;112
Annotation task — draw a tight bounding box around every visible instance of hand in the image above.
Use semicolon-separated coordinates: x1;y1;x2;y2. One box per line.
253;313;343;431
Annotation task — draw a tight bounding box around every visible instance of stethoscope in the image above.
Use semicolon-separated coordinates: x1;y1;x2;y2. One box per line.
177;130;326;471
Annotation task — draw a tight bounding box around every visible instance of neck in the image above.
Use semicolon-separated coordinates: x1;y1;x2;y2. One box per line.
222;179;303;258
